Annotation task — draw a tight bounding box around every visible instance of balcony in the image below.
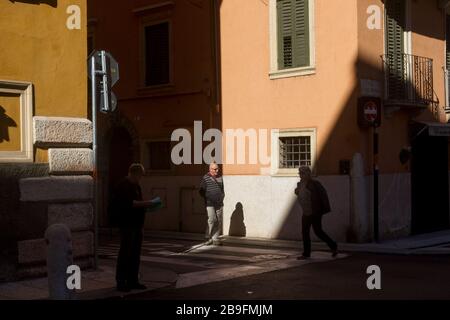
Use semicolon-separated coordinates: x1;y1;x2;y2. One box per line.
381;53;439;109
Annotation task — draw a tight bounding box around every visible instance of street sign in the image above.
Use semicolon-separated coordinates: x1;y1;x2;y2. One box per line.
358;97;381;128
88;51;119;85
105;52;119;86
100;91;117;114
363;100;378;123
88;50;119;113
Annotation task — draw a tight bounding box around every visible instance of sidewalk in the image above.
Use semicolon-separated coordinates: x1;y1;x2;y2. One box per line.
0;258;178;300
145;229;450;255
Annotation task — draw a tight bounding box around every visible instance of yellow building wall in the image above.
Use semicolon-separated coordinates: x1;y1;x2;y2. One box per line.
0;93;21;151
0;0;87;119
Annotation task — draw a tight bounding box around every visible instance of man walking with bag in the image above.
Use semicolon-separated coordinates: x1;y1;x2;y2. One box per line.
295;166;338;259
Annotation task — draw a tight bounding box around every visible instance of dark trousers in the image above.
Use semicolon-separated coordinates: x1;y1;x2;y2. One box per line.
116;227;143;285
302;214;337;257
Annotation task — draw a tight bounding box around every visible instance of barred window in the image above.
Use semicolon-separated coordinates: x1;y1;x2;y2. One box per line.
271;128;315;175
279;136;311;168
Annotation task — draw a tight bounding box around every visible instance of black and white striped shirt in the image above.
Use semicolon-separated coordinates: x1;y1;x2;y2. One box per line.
199;174;225;208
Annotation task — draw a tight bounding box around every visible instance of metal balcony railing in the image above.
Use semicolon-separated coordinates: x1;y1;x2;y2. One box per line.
381;53;438;107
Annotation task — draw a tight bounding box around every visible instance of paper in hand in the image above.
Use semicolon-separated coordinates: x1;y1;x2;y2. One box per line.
146;196;163;213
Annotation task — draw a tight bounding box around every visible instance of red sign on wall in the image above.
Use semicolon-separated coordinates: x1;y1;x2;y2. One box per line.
358;97;381;127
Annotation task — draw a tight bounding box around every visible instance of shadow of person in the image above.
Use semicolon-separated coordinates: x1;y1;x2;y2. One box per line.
0;106;17;143
229;202;246;237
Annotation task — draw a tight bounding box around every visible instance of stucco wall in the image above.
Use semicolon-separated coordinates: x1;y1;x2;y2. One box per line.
0;0;87;118
222;175;351;242
219;0;359;175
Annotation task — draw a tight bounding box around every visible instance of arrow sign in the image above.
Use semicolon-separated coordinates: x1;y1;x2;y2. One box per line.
105;52;119;86
100;91;117;114
87;51;119;86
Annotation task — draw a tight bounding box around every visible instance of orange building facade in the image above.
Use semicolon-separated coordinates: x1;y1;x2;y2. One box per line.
89;0;450;242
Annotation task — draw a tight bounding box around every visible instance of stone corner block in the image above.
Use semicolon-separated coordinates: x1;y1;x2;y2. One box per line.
18;238;46;265
49;148;93;174
19;176;93;202
73;231;94;258
33;116;92;147
48;203;94;231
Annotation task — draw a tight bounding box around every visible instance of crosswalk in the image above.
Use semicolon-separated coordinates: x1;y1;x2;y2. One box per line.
98;238;347;288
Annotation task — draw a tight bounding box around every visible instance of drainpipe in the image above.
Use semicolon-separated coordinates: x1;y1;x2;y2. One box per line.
90;54;99;269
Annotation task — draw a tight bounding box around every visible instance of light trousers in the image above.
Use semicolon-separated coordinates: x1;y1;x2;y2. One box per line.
206;206;223;240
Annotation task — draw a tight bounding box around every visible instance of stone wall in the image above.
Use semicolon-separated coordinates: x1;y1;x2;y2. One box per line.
0;117;94;281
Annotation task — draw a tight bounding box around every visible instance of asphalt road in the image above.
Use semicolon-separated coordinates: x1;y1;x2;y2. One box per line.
126;253;450;300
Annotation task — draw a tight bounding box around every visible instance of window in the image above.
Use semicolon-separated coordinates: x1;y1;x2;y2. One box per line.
271;128;316;176
269;0;315;79
0;80;33;163
279;136;311;168
384;0;413;101
446;14;450;110
144;140;172;171
144;22;170;87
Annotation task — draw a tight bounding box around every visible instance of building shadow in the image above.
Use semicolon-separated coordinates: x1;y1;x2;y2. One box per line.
229;202;246;237
0;105;17;143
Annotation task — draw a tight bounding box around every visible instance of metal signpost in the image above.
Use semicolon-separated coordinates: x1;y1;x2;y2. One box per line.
363;100;380;243
88;50;119;268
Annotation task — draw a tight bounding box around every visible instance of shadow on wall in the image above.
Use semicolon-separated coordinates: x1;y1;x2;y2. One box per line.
271;49;445;242
0;106;17;143
229;202;246;237
9;0;57;7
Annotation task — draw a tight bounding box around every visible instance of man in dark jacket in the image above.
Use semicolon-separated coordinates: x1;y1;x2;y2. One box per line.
295;166;337;259
114;163;153;292
199;161;225;245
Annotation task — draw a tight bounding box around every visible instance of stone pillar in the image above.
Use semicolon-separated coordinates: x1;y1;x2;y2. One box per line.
45;224;74;300
350;153;370;242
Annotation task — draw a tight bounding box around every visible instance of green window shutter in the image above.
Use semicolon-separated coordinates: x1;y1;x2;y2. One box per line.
385;0;405;57
446;15;450;69
293;0;309;68
277;0;309;70
385;0;405;99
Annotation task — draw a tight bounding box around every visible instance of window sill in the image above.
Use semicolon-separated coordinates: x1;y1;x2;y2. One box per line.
137;83;175;95
271;169;300;177
269;66;316;80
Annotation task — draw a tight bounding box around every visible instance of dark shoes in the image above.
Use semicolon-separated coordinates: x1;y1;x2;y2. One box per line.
116;283;131;292
117;282;147;292
129;282;147;290
331;248;338;258
297;255;310;260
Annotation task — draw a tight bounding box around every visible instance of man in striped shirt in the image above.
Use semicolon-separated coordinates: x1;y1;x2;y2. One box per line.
199;162;225;245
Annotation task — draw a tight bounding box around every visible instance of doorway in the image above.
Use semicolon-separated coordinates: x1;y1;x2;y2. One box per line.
180;187;207;233
411;126;450;234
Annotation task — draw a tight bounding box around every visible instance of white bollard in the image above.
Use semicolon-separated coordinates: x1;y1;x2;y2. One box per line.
45;223;75;300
